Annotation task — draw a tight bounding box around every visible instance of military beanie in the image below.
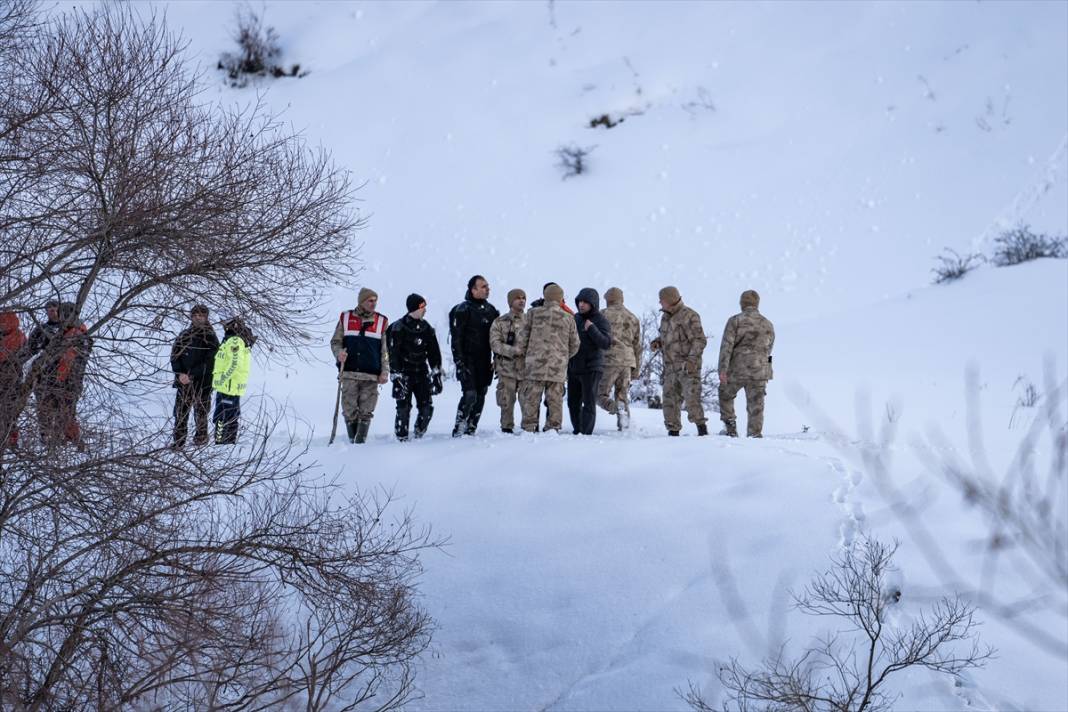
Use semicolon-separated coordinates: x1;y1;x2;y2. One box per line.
543;283;564;304
740;290;760;309
658;286;681;306
604;287;624;305
507;288;526;306
357;287;378;305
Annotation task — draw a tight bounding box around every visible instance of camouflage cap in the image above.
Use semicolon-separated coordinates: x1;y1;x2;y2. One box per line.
658;286;681;306
543;283;564;304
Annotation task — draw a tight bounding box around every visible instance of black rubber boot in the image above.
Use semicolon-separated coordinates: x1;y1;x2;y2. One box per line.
720;420;739;438
346;420;358;443
697;423;709;436
395;403;411;441
414;405;433;439
354;420;370;444
668;430;680;437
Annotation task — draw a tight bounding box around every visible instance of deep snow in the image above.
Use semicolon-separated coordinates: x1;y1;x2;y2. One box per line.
145;2;1068;709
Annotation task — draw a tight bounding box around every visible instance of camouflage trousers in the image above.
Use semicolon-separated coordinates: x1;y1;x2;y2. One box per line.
341;375;380;424
596;366;631;417
519;380;565;432
662;369;706;431
719;379;767;437
496;376;522;430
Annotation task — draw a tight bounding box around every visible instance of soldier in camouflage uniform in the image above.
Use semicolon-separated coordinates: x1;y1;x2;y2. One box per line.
517;284;579;433
651;286;708;436
490;288;527;433
718;290;775;438
597;287;642;430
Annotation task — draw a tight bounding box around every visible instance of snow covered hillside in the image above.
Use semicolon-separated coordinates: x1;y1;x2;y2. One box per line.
150;1;1066;709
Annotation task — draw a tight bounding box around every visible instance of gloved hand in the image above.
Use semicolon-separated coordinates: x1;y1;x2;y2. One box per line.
630;368;640;382
684;360;700;377
430;368;443;395
391;374;410;400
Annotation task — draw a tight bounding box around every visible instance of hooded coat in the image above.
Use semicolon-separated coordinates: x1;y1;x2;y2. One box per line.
568;288;612;376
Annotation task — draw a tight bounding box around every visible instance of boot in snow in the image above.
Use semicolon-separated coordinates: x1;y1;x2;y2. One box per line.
668;430;680;437
346;420;358;443
697;423;709;436
354;420;370;444
720;420;738;438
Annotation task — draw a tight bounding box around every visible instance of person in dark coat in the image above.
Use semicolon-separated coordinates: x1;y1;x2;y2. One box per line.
567;287;612;435
27;300;61;356
170;304;220;447
387;294;443;441
448;275;499;437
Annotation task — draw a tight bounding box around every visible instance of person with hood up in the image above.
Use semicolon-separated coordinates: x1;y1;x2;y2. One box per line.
567;287;612;435
212;316;254;445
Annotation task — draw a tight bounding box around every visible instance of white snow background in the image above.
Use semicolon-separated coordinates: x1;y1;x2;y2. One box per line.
139;1;1067;709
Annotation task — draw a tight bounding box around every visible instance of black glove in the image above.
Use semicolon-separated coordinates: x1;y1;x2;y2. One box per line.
430;368;443;395
455;361;470;385
391;374;409;400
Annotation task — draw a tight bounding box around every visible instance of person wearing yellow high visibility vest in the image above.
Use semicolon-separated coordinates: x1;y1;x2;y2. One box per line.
212;316;254;444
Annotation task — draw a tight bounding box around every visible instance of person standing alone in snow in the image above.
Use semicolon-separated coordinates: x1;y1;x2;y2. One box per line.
718;289;775;438
489;288;527;434
449;275;499;437
387;294;443;441
331;288;390;443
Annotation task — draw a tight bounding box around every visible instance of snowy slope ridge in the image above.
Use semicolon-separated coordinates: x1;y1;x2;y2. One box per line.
147;2;1067;710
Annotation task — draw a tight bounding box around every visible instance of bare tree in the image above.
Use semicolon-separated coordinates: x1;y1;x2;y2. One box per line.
682;539;993;712
0;5;433;709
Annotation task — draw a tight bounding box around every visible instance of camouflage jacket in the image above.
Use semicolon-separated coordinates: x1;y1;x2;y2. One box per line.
602;304;641;370
658;301;707;372
519;302;579;383
490;311;526;380
718;306;775;381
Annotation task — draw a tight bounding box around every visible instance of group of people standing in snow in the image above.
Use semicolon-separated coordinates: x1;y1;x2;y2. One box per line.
328;275;775;444
0;301;92;449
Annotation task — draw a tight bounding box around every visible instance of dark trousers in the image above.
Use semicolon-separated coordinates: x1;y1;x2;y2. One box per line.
173;384;211;446
453;382;487;436
395;374;433;440
213;393;241;444
567;372;602;435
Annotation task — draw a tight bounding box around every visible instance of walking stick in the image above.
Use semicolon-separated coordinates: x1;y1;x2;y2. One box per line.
328;373;342;445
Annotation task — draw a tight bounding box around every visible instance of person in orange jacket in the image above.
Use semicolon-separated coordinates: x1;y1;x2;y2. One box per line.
36;303;92;447
0;311;27;447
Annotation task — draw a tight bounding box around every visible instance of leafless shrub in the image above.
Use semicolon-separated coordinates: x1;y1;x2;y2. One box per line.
682;539;993;712
793;362;1067;662
555;143;595;179
218;5;303;87
932;248;983;284
0;5;432;709
991;224;1067;267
